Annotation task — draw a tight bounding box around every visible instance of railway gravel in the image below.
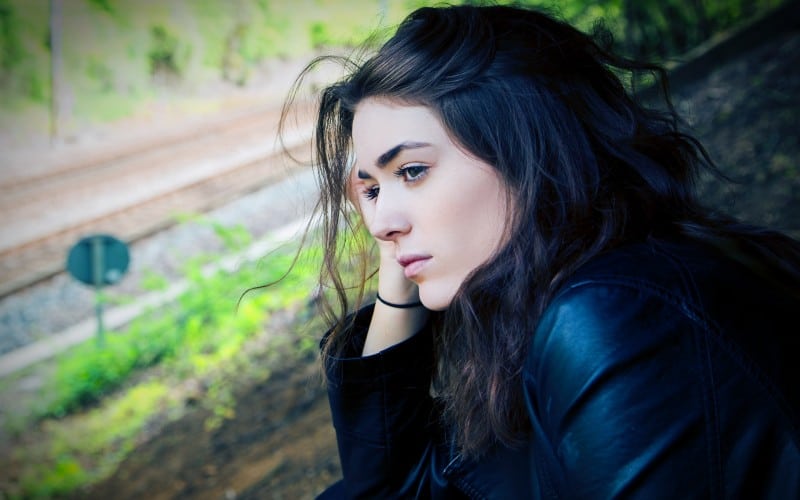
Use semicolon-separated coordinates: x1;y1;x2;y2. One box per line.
0;160;318;357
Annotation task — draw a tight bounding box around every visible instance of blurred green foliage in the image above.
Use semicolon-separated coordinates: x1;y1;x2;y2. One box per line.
0;0;787;126
38;219;316;419
148;24;184;79
4;219;323;498
0;0;22;72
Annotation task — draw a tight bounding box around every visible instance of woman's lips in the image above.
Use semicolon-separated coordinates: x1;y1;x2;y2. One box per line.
397;255;432;279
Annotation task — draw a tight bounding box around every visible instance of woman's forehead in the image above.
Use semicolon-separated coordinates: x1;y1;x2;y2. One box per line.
351;100;446;161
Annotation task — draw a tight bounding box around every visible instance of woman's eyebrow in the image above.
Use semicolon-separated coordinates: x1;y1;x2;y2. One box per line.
357;141;432;179
375;141;431;167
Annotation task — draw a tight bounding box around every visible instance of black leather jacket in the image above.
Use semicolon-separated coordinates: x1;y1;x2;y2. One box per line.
318;238;800;499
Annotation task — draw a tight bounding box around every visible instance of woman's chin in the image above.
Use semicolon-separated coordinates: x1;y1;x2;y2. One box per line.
419;288;455;312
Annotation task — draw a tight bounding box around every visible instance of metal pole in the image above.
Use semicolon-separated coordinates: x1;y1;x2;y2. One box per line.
91;236;106;346
49;0;63;146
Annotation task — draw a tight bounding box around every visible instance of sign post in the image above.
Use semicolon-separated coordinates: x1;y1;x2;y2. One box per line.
67;234;130;345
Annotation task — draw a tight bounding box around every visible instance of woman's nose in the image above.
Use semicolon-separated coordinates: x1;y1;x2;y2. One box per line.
370;195;411;242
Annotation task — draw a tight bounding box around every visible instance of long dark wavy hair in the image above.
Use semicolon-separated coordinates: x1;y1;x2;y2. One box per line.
279;3;800;459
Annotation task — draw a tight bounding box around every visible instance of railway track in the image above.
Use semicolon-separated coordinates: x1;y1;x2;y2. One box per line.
0;101;315;299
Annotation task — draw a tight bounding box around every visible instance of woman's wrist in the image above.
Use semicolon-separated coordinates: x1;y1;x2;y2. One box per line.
361;247;427;356
364;278;427;356
376;257;420;305
363;300;428;356
376;292;423;309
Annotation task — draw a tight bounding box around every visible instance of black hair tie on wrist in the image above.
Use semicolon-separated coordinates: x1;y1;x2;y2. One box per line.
376;292;423;309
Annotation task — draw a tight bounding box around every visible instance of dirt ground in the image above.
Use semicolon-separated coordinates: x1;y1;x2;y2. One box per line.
67;313;343;500
41;16;800;500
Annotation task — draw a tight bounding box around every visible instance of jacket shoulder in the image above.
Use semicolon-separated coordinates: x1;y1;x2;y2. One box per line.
540;237;800;413
524;238;800;497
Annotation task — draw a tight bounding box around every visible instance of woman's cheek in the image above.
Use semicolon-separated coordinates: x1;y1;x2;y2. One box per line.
360;202;376;233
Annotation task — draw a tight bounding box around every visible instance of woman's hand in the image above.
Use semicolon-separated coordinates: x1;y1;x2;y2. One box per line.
374;239;420;304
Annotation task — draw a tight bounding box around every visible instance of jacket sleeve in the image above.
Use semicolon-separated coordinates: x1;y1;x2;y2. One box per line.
321;304;439;499
524;282;722;499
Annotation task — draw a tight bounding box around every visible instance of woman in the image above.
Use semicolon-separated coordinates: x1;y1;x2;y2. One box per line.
280;4;800;498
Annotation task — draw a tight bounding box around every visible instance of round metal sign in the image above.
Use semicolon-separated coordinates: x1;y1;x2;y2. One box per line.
67;234;130;287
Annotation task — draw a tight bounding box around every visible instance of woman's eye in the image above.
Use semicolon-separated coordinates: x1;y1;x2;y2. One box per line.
363;185;379;200
394;164;428;182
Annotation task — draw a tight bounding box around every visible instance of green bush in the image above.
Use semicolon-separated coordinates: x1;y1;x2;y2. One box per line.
0;0;22;73
38;221;318;419
148;24;184;79
20;456;87;499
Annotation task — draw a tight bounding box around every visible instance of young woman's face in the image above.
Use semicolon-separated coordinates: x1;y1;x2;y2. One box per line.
351;98;509;310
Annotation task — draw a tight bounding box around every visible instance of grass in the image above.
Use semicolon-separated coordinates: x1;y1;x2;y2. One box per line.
0;220;331;499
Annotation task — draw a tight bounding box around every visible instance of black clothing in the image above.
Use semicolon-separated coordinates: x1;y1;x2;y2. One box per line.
318;238;800;499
